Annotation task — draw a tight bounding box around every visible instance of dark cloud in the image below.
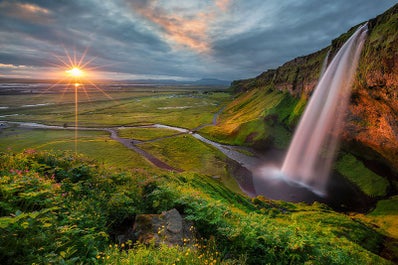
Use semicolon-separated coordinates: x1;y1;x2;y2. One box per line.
0;0;395;80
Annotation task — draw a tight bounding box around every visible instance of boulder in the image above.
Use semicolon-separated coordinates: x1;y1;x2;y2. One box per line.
116;208;195;246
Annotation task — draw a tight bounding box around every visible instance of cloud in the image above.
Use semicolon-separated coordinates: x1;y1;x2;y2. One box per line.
215;0;231;12
0;0;395;81
0;1;52;24
126;0;232;53
0;63;27;69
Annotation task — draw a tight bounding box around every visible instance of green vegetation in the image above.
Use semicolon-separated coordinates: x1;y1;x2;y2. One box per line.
366;196;398;238
200;89;300;148
335;153;390;197
0;151;394;264
137;134;241;193
0;127;155;171
1;4;397;264
0;92;231;129
118;127;179;141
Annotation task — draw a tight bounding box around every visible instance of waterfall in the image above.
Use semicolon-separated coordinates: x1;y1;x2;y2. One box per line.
280;23;368;195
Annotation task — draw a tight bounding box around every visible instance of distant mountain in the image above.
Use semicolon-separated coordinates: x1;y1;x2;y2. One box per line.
122;78;230;87
191;78;231;86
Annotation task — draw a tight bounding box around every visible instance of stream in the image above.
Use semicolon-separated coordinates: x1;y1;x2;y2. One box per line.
2;120;371;211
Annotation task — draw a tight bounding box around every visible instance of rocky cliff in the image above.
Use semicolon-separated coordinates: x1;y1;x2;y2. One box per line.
228;4;398;173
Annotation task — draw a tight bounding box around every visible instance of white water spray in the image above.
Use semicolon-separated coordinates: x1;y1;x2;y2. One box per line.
278;24;368;195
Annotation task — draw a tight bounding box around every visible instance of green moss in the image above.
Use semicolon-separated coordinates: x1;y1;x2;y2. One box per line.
335;153;390;197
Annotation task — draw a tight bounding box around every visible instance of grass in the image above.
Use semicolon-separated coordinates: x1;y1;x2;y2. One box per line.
200;89;298;148
1;92;232;129
0;127;156;171
118;127;180;141
0;150;394;264
137;134;242;193
335;153;390;197
364;196;398;238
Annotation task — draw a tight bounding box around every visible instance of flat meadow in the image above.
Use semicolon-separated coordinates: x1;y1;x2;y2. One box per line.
0;83;237;187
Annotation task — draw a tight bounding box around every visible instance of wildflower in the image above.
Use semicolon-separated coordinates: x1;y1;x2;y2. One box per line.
121;243;125;248
96;255;101;259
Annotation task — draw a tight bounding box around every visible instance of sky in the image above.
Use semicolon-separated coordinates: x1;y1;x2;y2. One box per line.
0;0;395;81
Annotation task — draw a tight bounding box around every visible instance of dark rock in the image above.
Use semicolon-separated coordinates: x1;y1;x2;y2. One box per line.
129;208;195;246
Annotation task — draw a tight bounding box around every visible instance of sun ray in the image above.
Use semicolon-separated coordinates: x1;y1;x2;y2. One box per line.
74;82;78;153
43;46;117;153
63;47;75;69
79;56;97;70
77;46;90;68
87;80;114;100
73;48;77;66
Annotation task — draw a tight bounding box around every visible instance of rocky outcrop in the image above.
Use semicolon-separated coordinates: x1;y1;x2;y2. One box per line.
229;4;398;172
115;208;195;246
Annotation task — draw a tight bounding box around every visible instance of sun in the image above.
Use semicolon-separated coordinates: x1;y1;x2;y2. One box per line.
66;67;84;78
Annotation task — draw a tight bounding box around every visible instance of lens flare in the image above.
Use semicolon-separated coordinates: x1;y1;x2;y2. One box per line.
43;47;115;154
66;67;84;78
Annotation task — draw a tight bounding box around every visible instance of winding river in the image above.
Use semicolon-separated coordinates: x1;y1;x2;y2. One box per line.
1;120;371;211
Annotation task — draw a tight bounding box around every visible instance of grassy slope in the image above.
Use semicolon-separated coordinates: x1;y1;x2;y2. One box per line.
137;134;242;194
200;89;303;148
0;151;395;264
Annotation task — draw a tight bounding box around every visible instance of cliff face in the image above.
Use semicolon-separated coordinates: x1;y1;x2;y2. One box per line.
228;4;398;172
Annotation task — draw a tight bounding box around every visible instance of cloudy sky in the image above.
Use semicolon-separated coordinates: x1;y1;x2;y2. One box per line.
0;0;395;81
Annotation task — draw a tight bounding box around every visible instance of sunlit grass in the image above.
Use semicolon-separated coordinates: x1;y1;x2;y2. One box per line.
0;127;156;170
357;196;398;238
0;91;232;129
137;134;242;193
118;127;180;141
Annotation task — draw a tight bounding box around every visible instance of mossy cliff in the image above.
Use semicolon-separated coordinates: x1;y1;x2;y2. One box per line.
219;4;398;173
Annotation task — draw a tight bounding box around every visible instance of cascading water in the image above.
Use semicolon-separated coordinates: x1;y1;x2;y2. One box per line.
279;23;368;195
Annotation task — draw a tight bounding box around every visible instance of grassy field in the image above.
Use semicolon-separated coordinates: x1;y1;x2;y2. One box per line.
117;127;181;141
1;91;231;128
0;126;157;171
137;134;242;193
0;88;234;180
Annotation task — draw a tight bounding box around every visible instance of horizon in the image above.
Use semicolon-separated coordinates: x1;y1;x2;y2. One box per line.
0;1;395;81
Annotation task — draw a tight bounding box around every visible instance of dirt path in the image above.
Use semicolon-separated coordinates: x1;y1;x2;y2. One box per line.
106;128;182;172
4;121;182;172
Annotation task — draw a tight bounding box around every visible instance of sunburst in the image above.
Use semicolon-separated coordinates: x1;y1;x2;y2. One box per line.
45;47;114;153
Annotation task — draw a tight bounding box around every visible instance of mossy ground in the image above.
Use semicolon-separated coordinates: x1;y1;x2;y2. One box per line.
335;153;390;197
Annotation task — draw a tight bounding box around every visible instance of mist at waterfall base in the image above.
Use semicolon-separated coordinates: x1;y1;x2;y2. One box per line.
252;24;368;206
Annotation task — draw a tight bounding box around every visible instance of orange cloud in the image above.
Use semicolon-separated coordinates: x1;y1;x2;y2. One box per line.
215;0;231;12
131;1;231;53
0;1;51;24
